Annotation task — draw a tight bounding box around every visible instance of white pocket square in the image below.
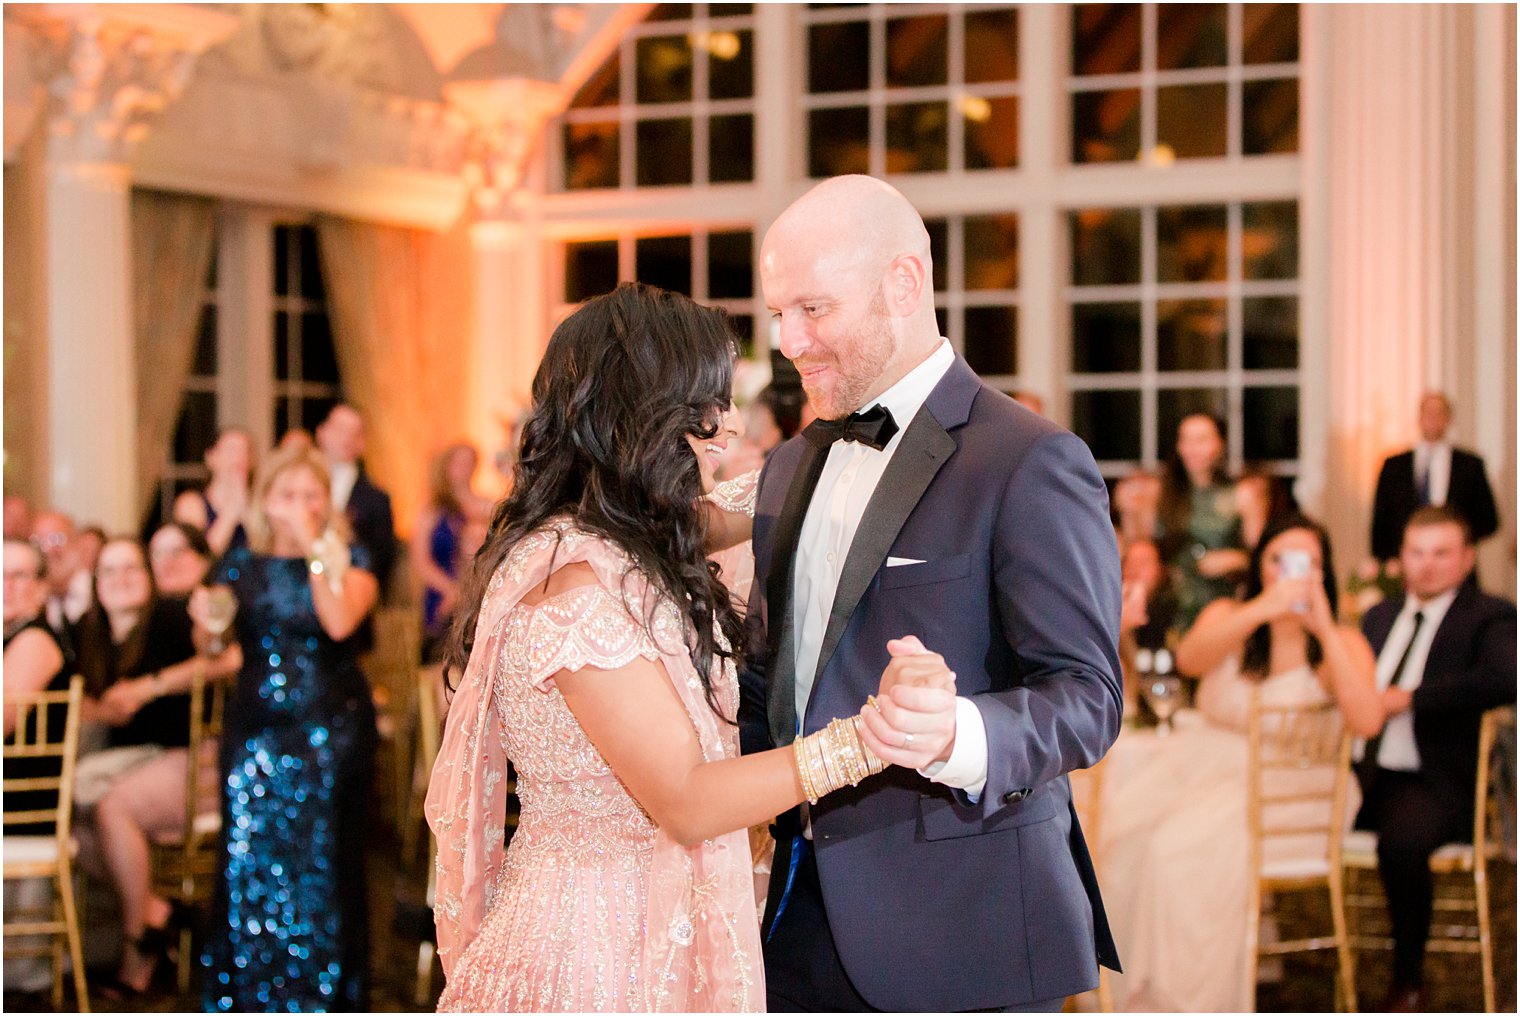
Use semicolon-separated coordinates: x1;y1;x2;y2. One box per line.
886;557;926;567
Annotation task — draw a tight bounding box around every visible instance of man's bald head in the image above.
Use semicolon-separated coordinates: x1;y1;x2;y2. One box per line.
761;176;942;419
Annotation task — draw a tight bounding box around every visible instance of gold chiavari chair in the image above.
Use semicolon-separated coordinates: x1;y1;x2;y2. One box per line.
1341;704;1516;1013
1066;757;1113;1013
1245;692;1357;1012
3;675;89;1012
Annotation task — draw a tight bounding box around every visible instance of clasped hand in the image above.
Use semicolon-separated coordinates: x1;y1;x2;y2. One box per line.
857;635;959;770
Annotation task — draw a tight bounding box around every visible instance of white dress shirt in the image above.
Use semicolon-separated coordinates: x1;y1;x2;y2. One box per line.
329;462;359;513
790;339;991;800
1353;587;1459;772
1413;441;1452;507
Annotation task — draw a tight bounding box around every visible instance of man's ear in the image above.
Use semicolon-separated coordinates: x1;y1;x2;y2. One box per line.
884;253;928;318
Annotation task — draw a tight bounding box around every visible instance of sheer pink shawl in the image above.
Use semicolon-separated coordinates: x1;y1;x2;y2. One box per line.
425;521;763;1011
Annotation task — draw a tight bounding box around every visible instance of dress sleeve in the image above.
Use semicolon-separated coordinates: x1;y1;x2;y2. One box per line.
505;584;667;692
706;469;759;518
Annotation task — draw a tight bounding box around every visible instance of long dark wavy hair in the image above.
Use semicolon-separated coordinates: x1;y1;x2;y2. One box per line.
1158;411;1232;552
445;282;744;718
1239;513;1340;678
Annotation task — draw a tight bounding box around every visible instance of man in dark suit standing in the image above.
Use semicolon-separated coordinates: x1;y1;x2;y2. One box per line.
1353;506;1516;1011
1370;392;1499;563
316;404;397;590
742;175;1122;1012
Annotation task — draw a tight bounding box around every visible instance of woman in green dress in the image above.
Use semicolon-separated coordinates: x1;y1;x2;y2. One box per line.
1157;413;1249;638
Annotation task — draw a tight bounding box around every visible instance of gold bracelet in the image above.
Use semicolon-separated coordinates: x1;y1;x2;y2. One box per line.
794;709;888;801
793;737;819;805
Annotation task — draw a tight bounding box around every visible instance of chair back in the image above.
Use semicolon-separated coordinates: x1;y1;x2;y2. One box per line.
176;667;226;897
3;676;85;848
1474;705;1517;861
1247;690;1350;880
416;664;445;777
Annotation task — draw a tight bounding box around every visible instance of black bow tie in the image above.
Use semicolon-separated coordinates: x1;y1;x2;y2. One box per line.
804;405;899;452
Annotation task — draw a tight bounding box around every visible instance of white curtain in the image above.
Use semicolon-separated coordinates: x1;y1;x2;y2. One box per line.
131;189;217;514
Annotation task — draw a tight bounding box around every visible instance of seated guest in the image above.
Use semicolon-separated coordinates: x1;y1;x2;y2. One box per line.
411;442;493;662
1157;413;1250;631
174;428;254;557
1101;515;1380;1012
1118;537;1178;717
1235;466;1294;551
147;522;212;596
746;383;803;459
31;510;91;642
1113;468;1162;550
1370;393;1499;564
1353;506;1517;1011
73;537;240;996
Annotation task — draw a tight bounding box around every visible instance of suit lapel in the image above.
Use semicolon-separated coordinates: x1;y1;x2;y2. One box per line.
805;403;956;709
765;439;832;747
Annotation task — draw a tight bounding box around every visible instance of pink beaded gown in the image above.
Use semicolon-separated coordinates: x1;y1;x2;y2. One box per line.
425;515;764;1012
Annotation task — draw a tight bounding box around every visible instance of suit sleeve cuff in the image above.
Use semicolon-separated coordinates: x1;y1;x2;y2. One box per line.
918;696;988;801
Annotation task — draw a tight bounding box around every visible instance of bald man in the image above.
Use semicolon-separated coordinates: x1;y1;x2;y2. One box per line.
740;176;1122;1011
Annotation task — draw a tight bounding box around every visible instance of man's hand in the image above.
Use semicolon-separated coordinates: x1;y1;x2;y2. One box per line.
859;635;958;769
1382;686;1413;717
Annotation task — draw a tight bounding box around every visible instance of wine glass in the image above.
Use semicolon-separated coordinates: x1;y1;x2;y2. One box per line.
203;587;238;655
1142;673;1183;737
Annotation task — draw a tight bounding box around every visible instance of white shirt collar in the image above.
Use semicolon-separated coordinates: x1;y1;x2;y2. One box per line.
1404;585;1459;621
861;339;955;433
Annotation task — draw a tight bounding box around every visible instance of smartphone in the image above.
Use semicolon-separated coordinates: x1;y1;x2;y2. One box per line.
1278;548;1311;612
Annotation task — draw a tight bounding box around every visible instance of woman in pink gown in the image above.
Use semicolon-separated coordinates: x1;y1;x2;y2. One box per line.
426;284;947;1012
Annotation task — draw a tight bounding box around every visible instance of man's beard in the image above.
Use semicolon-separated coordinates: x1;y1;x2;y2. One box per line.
801;301;897;420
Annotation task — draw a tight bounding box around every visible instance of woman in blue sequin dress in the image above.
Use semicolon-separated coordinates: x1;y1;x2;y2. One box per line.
192;445;380;1012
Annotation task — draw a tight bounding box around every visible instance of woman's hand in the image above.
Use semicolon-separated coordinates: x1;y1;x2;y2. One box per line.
1119;581;1150;634
1251;574;1316;624
1297;570;1338;638
97;676;154;726
265;500;321;555
1196;548;1249;579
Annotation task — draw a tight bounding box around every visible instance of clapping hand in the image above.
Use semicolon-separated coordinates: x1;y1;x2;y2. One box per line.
858;636;959;770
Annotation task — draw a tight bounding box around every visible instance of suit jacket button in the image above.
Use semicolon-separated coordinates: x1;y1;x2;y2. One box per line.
1002;788;1030;804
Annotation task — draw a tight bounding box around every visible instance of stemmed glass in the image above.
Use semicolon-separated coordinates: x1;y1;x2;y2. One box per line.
1139;648;1182;736
203;587;239;655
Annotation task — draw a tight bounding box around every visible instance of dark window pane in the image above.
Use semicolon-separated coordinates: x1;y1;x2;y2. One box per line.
809;107;869;177
205;244;218;289
1243;386;1298;460
301;396;341;436
707;230;753;299
1242;201;1298;279
964;214;1019;291
172;390;218;465
728;312;754;359
1072;4;1141;75
809;22;870;93
935;306;949;338
274;311;291;381
1156;4;1227;69
274;398;292;442
1243;296;1298;369
298;226;324;299
301;313;339;384
274;226;291;296
964;95;1019;170
711;3;751;17
636;235;693;295
637;36;693;104
570;52;619;109
647;4;692;22
1070;209;1141;286
710;113;754;183
924;219;949;292
708;28;753;99
1243;78;1299;155
1072;89;1139;163
564;121;620;190
1243;4;1299;64
1072;389;1141;460
1071;302;1141;373
965;8;1018;84
1158;388;1227;454
886;15;948;88
963;306;1017;375
885;102;948;174
565;240;619;303
636;119;693;186
1157;83;1227;160
1157;298;1228;371
194;306;217;375
1157;205;1228;283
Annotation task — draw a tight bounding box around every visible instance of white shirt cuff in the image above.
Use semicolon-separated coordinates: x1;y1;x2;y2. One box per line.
918;696;988;802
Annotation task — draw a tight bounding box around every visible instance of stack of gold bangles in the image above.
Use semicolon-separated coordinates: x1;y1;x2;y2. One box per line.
793;712;888;805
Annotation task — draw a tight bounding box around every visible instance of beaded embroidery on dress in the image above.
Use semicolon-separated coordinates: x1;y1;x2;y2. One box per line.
426;519;762;1012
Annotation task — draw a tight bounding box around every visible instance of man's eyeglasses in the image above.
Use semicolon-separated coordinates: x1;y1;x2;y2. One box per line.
28;533;67;550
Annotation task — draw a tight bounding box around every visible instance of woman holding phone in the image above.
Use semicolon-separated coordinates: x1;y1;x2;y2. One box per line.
1097;514;1380;1011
